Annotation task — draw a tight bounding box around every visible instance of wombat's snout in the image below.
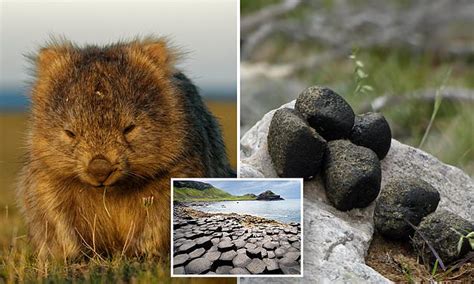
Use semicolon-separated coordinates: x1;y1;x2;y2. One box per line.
87;155;114;184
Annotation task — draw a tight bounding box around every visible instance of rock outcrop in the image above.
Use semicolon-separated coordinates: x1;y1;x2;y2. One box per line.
239;101;473;283
256;190;284;201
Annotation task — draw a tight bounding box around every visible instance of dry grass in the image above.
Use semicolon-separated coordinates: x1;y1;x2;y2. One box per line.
366;234;474;283
0;101;236;283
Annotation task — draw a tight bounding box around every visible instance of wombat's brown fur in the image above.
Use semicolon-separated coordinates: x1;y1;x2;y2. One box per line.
17;37;235;260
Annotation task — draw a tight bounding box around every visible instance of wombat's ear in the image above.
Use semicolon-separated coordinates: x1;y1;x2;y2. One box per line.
35;47;69;78
141;40;178;73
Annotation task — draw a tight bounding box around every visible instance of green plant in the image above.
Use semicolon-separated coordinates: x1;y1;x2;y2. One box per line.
349;50;374;96
418;68;451;149
451;229;474;254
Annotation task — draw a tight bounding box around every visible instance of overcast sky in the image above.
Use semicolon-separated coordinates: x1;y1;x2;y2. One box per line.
0;0;237;95
189;179;302;199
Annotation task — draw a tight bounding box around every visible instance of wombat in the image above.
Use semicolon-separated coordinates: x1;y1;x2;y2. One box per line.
17;37;235;260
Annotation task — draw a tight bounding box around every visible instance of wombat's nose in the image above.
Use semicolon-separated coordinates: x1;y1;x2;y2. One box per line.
88;155;113;184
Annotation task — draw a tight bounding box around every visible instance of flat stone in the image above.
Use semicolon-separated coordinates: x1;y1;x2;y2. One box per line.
246;247;262;259
173;254;190;267
178;240;196;254
295;85;355;140
285;251;301;261
189;247;205;259
246;258;266;274
279;261;301;275
195;236;213;249
216;265;233;274
218;240;235;252
274;247;286;258
233;239;246;249
263;241;278;250
267;108;326;178
173;266;185;275
268;251;275;259
184;257;212;274
263;258;280;274
230;267;250;274
323;140;381;211
203;250;221;262
232;253;252;267
244;243;257;250
219;250;237;262
350;112;392;159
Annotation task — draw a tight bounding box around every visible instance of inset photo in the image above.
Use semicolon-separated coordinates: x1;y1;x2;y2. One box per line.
171;178;303;277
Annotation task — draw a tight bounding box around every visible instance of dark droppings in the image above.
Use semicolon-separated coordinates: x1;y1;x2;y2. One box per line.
267;108;326;178
374;178;440;239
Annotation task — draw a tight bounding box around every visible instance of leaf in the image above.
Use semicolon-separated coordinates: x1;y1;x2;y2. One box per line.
357;69;368;78
457;236;464;255
356;60;364;67
470;238;474;250
362;85;374;91
349;54;356;59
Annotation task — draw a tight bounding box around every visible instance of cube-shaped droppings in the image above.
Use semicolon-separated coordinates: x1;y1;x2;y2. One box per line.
295;86;355;140
323;140;381;211
268;108;327;178
350;112;392;160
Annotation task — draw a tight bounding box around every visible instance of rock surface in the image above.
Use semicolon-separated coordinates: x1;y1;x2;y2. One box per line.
173;205;301;275
240;100;473;283
267;108;326;177
374;178;440;239
295;86;355;140
412;210;474;265
323;140;381;211
350;112;392;160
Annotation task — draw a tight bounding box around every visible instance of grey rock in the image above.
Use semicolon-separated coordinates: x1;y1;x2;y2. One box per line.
217;240;235;252
184;257;212;274
189;247;205;259
267;108;326;178
246;247;263;259
219;250;237;262
216;265;233;274
173;254;190;267
350;112;392;159
412;210;474;265
203;250;221;262
263;258;280;272
274;247;286;258
295;86;354;140
246;258;266;274
233;253;252;267
374;178;440;239
230;267;250;274
173;266;185;275
195;236;213;249
323;140;381;211
178;240;196;254
263;241;279;250
240;100;473;283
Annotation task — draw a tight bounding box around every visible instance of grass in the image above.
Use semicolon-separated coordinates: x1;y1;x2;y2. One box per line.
173;187;256;202
0;101;236;283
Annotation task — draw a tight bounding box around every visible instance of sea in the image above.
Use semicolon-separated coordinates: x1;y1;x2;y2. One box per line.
190;199;301;224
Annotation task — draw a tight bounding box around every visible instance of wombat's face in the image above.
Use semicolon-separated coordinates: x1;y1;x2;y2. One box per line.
29;40;186;187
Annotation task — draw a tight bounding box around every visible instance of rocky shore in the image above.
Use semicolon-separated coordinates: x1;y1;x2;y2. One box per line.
173;205;301;275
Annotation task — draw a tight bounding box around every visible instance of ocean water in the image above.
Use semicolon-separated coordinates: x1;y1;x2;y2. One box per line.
191;199;301;224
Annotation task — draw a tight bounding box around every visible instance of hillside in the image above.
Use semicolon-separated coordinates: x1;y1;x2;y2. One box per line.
173;182;257;202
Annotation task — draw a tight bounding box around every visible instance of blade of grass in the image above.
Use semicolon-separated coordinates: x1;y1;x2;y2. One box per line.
419;68;451;149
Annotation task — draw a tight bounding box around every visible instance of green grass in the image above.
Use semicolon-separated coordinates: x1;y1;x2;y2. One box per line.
173;187;256;202
0;103;237;283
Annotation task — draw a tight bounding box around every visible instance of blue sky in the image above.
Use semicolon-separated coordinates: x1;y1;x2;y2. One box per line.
191;179;302;199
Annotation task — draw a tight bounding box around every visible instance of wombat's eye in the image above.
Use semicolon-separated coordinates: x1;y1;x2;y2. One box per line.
64;129;76;138
123;124;136;135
